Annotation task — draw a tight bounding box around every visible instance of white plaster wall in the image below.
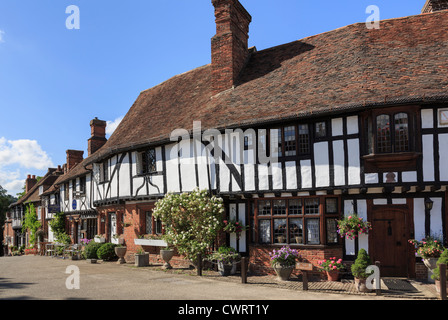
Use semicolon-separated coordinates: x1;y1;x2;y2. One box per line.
333;140;345;186
422;135;435;182
314;142;330;188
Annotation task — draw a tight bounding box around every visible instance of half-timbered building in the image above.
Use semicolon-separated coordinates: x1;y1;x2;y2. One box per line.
75;0;448;278
6;0;447;279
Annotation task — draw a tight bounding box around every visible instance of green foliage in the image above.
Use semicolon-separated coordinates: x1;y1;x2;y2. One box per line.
48;212;71;245
153;188;224;262
97;243;118;261
21;204;41;246
431;249;448;281
83;241;103;259
0;185;16;228
351;249;373;279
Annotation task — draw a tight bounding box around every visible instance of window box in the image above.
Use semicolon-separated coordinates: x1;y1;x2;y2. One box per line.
134;238;167;247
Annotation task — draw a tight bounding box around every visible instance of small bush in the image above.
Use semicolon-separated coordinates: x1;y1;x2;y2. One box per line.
83;241;103;259
97;243;117;261
351;249;373;279
432;249;448;281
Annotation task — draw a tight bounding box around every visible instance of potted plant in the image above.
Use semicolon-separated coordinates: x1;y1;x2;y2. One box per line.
112;234;125;245
94;234;106;243
134;248;149;267
409;236;445;272
269;246;300;281
431;248;448;294
337;214;372;240
210;246;241;276
318;257;345;281
351;249;373;293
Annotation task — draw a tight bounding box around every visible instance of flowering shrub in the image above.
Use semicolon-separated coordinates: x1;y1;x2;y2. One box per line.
337;214;372;240
153;188;224;262
223;219;247;240
318;257;345;272
80;238;91;245
408;237;445;259
269;246;300;267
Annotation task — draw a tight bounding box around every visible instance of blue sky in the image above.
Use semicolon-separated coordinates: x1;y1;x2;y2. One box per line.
0;0;426;196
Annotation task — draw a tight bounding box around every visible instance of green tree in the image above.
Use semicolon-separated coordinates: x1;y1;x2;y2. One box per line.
22;203;41;246
0;185;17;256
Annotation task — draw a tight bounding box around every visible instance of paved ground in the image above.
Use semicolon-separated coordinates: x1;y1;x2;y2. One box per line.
0;255;440;303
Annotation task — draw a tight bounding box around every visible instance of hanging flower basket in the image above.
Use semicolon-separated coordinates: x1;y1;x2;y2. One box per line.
223;219;248;240
337;214;372;240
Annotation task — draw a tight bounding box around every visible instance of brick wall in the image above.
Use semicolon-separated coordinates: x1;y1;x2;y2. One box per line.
249;245;344;278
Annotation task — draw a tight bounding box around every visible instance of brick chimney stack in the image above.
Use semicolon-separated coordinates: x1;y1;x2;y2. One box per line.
25;175;37;193
66;150;84;172
211;0;252;96
422;0;448;13
88;117;107;156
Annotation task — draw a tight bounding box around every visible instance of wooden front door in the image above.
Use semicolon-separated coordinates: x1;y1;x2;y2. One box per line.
369;203;410;277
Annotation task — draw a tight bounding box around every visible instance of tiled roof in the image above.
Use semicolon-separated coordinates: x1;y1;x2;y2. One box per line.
82;10;448;164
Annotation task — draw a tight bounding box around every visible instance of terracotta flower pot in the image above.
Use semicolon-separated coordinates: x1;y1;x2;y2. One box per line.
326;270;339;281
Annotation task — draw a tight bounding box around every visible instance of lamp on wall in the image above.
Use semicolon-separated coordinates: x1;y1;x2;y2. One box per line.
425;197;434;211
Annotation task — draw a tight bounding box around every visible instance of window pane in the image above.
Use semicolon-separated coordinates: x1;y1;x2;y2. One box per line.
273;200;286;215
376;115;391;153
298;124;310;154
259;220;271;244
288;199;302;215
305;198;320;215
284;126;297;156
274;219;287;244
145;211;152;234
325;198;338;214
306;218;320;244
270;128;282;158
315;122;327;138
258;200;271;216
326;218;338;244
289;218;303;244
394;113;409;152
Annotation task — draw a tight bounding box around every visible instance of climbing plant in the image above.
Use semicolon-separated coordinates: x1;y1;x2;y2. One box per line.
22;204;41;246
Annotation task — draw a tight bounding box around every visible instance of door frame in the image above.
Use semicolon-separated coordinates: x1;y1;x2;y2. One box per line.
367;199;415;278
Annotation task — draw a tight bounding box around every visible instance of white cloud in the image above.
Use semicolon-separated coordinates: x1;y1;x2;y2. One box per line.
0;138;54;170
0;30;4;43
106;116;124;137
0;138;54;196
